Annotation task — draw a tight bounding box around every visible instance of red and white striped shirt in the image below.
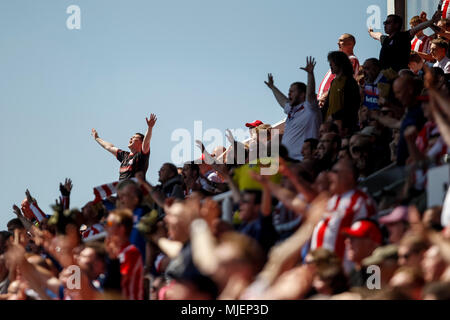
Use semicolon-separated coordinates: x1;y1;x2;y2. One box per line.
310;189;377;258
442;0;450;19
317;55;360;99
411;35;431;54
119;243;144;300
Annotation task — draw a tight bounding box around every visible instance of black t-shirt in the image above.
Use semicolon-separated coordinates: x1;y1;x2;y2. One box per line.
116;149;149;180
379;31;413;71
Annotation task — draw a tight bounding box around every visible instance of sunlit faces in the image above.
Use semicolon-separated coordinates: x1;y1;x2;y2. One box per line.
327;160;355;194
430;43;446;61
117;184;140;210
128;134;143;152
362;61;380;83
337;35;353;52
383;16;399;35
288;84;305;106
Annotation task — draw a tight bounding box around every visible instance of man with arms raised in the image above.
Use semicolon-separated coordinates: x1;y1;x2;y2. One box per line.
265;57;321;161
92;114;157;180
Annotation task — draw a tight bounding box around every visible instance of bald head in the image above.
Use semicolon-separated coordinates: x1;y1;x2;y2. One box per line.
393;75;416;107
338;34;356;55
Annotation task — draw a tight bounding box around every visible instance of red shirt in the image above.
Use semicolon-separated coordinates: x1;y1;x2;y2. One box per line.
118;243;144;300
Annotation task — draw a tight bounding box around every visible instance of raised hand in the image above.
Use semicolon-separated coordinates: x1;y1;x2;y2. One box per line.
60;178;72;196
264;73;274;89
225;129;235;145
91;128;99;139
146;113;157;128
300;56;316;74
432;9;442;23
195;140;206;153
25;189;36;205
248;170;269;186
12;205;23;218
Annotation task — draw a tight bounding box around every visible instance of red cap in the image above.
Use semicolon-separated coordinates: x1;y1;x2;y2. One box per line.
245;120;263;128
342;220;383;244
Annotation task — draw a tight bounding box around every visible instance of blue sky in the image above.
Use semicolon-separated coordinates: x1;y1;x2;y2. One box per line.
0;0;418;228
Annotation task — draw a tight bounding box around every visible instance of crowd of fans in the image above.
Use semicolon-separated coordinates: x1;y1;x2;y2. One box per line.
2;7;450;301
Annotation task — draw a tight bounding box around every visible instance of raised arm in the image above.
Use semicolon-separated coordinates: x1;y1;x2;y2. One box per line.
91;129;118;156
368;28;383;41
409;10;442;38
300;56;317;105
265;73;288;108
142;113;157;155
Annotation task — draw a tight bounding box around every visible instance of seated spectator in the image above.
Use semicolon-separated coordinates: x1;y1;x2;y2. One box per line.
431;38;450;73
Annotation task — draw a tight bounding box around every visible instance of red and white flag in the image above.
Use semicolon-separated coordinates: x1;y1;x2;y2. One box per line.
93;181;119;203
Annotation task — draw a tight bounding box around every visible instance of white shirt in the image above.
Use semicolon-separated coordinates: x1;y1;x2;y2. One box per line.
281;100;321;161
434;56;450;74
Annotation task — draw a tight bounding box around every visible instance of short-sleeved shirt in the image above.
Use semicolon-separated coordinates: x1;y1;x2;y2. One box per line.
380;31;413;71
281;100;321;161
116;149;150;180
434;56;450;74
